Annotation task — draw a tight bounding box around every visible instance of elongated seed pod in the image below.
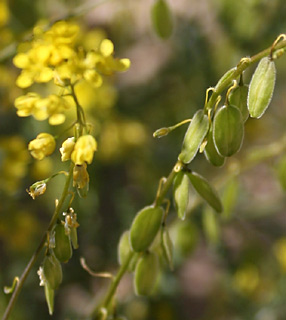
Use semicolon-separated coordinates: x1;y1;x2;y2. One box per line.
130;206;164;252
173;171;190;220
204;126;225;167
53;223;72;263
151;0;173;39
178;109;209;164
134;252;159;296
247;57;276;118
228;85;249;122
43;253;62;290
213;105;244;157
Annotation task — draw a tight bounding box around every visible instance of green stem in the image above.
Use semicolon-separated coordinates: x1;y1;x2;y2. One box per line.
2;164;74;320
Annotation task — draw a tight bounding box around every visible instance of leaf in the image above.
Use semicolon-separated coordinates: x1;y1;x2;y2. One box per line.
178;109;209;164
213;105;244;157
134;252;159;296
151;0;173;39
222;178;239;219
204;125;225;167
248;57;276;118
173;171;190;220
130;206;164;252
202;206;220;245
187;171;223;213
228;84;249;122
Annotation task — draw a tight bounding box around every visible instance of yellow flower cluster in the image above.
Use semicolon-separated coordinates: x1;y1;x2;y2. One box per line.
13;21;130;89
15;93;70;125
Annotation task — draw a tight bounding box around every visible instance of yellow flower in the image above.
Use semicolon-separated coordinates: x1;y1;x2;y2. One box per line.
14;93;41;118
71;135;97;165
15;93;70;125
60;137;75;161
28;133;56;160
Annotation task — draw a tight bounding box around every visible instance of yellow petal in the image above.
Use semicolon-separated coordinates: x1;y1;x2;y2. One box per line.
13;53;30;68
16;71;34;88
100;39;114;57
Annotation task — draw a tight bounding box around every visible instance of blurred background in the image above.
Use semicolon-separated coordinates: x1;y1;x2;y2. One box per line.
0;0;286;319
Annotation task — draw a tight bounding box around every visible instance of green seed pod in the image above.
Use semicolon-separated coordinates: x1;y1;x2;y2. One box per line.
213;105;244;157
248;57;276;118
204;126;225;167
151;0;173;39
173;171;190;220
134;252;159;296
214;67;237;92
161;227;173;270
175;221;198;258
178;109;209;164
222;178;239;220
228;85;249;122
130;206;164;252
43;253;62;290
53;223;72;263
44;283;54;315
187;171;223;213
118;230;139;272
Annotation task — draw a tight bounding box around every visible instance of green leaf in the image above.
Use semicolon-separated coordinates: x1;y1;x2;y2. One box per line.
202;207;220;245
187;171;223;213
130;206;164;252
53;223;72;263
151;0;173;39
248;57;276;118
134;252;159;296
228;84;249;122
178;109;209;164
222;178;239;219
43;253;62;290
204;125;225;167
213;105;244;157
173;171;190;220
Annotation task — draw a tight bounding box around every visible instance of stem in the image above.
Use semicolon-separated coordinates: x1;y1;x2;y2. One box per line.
2;164;74;320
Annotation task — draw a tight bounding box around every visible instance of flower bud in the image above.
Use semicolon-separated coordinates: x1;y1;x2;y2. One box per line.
28;133;56;160
71;135;97;165
27;181;47;199
60;137;75;161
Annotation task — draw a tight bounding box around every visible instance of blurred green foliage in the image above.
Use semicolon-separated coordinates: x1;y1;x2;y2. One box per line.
0;0;286;319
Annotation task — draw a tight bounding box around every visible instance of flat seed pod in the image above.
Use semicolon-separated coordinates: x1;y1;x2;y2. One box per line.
151;0;173;39
228;85;249;122
43;253;62;290
222;178;239;220
213;105;244;157
175;221;199;258
134;252;159;296
248;57;276;118
173;171;190;220
204;126;225;167
44;283;54;315
130;206;164;252
53;223;72;263
178;109;209;164
214;67;237;92
161;228;173;270
187;171;223;213
118;230;139;272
